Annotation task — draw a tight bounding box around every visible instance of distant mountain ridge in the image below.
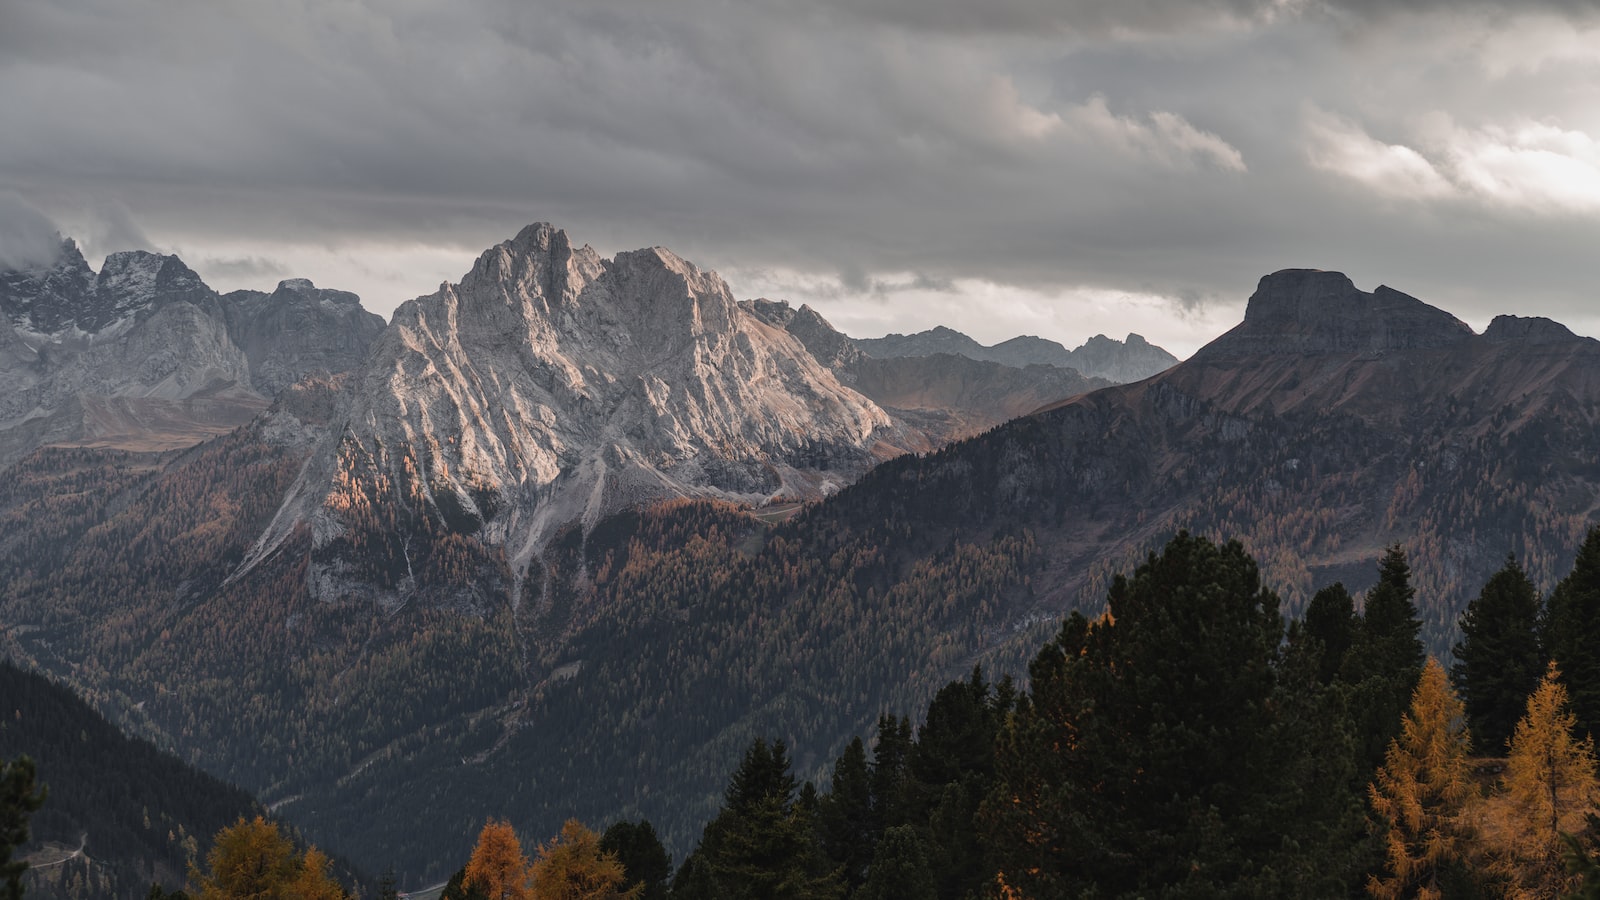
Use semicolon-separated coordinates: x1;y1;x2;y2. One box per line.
742;297;1112;440
856;324;1178;383
0;238;385;465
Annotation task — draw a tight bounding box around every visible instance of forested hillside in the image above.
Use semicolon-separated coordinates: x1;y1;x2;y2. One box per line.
0;662;262;899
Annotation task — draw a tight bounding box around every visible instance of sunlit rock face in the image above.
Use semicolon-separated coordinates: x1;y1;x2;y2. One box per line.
246;223;909;599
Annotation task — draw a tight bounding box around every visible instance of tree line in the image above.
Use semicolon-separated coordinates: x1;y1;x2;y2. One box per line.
439;526;1600;899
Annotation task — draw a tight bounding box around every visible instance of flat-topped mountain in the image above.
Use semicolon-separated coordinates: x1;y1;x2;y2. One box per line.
0;239;383;465
856;323;1178;383
1195;269;1474;359
222;278;385;396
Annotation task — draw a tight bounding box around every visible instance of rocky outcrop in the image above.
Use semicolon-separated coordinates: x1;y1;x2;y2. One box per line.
1482;315;1584;345
220;279;386;395
742;298;864;369
1195;269;1474;359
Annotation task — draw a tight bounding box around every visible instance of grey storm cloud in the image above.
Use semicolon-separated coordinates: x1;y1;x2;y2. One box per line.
3;0;1600;352
0;193;62;270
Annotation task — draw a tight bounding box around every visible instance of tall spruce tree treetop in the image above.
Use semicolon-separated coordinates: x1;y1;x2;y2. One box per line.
816;737;873;890
1362;545;1425;677
1544;525;1600;742
725;739;797;813
1342;545;1428;773
598;820;670;900
674;738;842;900
1452;555;1544;754
1305;582;1358;685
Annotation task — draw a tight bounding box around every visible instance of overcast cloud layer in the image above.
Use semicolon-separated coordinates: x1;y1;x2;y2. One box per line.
3;0;1599;355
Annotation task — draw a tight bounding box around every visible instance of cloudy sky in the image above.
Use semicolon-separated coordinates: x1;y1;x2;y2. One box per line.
3;0;1600;356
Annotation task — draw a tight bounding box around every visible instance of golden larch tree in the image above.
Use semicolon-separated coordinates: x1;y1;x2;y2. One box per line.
465;818;533;900
191;816;297;899
286;846;346;900
530;819;640;900
189;815;346;899
1368;657;1478;900
1499;661;1600;898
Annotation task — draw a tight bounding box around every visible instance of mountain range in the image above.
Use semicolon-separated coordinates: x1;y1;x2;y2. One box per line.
856;324;1177;383
2;226;1596;885
0;239;385;466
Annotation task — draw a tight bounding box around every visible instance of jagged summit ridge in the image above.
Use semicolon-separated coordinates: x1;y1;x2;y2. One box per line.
246;224;904;598
0;239;214;337
0;240;385;464
1197;269;1474;358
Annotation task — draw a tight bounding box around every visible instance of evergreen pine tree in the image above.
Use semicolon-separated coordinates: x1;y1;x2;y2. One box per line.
683;738;843;900
857;826;936;900
816;737;874;889
868;715;913;836
906;667;1010;900
1452;555;1544;754
1367;658;1477;900
1305;582;1359;684
1344;545;1428;772
599;820;670;900
984;532;1358;898
1544;526;1600;741
0;755;44;900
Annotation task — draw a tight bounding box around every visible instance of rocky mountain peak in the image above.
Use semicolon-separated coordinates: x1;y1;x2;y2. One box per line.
245;223;903;598
0;237;96;334
1483;314;1584;345
93;250;213;329
267;277;362;309
740;298;862;369
460;222;606;308
1197;269;1473;358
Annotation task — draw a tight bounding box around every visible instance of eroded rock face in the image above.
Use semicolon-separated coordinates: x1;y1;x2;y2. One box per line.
1483;314;1580;345
246;224;906;596
221;279;386;396
1197;269;1474;358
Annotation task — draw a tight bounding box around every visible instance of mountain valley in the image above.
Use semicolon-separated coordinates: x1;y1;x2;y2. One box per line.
2;230;1598;885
